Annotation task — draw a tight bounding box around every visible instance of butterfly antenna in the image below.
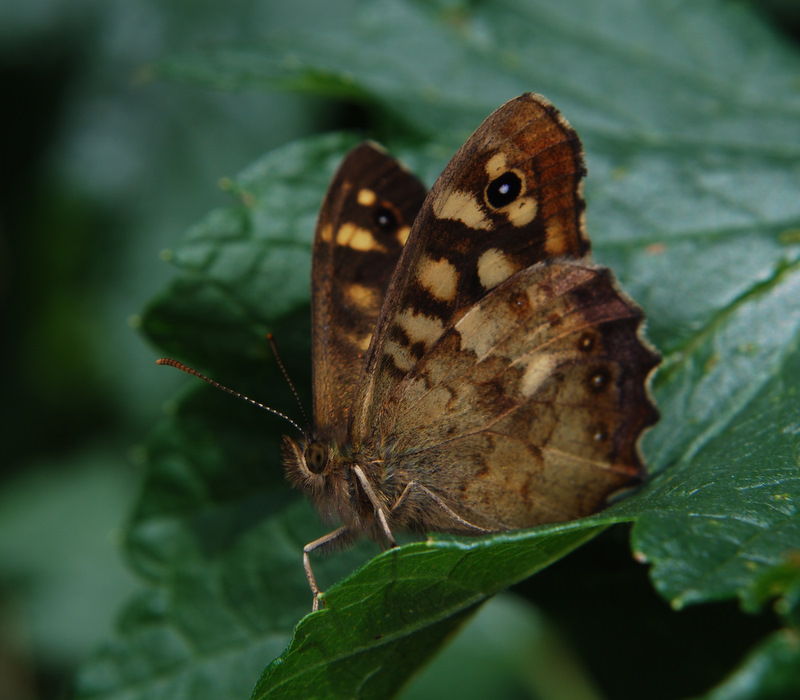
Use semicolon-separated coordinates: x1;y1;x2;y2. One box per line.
266;333;311;428
156;358;304;435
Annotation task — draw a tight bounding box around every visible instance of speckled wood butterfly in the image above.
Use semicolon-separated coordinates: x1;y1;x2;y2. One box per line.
162;93;659;611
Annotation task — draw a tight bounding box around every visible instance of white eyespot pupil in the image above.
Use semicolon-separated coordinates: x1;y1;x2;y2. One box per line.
374;206;397;231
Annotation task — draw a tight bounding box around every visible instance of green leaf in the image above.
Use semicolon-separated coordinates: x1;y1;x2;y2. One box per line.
79;0;800;698
77;387;380;699
628;333;800;609
744;555;800;628
402;594;603;700
693;630;800;700
141;133;362;377
253;523;603;699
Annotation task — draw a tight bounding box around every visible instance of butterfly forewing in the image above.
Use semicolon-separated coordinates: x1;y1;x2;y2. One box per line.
352;94;591;441
311;143;426;438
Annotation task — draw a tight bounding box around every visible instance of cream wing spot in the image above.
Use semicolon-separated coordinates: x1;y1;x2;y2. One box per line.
477;248;517;290
485;152;510;178
417;255;459;302
395;307;444;348
385;340;414;373
543;217;568;255
347;330;373;352
456;302;511;358
320;222;334;243
336;222;386;252
518;354;559;397
344;282;381;312
396;225;411;246
432;187;492;230
505;196;538;227
357;188;376;206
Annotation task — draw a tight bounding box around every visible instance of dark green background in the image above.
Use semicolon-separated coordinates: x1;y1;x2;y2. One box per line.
0;2;352;697
2;2;799;699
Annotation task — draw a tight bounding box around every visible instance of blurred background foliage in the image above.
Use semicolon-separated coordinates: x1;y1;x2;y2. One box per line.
0;1;356;697
1;1;799;699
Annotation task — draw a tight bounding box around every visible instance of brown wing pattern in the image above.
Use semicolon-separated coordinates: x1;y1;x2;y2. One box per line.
310;143;426;440
279;95;660;610
351;94;590;442
380;262;660;530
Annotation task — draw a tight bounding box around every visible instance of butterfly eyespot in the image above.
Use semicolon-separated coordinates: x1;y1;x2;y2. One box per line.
508;290;531;315
589;368;611;391
374;206;398;231
593;430;608;442
304;442;329;474
577;333;595;352
485;171;523;209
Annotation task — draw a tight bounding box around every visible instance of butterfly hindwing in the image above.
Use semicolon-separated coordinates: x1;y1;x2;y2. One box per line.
311;143;426;439
378;262;660;530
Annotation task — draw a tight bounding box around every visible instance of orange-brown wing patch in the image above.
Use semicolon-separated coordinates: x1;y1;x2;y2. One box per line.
311;143;426;439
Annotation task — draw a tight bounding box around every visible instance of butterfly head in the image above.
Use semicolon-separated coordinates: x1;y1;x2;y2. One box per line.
281;434;335;494
281;433;366;530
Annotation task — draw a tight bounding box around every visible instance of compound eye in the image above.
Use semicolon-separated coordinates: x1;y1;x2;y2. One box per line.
304;442;328;474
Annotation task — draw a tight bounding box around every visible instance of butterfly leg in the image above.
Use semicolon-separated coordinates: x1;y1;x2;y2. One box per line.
352;464;396;547
391;481;495;534
303;525;350;612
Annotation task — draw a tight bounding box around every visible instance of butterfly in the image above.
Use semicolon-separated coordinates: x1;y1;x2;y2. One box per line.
159;93;659;610
278;93;660;610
